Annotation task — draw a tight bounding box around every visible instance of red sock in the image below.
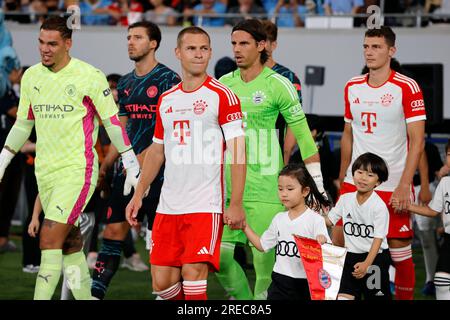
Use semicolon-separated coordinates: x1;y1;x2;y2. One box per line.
183;280;207;300
390;246;415;300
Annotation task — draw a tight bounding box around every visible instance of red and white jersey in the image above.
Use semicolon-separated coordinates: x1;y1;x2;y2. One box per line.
153;76;244;214
344;71;426;191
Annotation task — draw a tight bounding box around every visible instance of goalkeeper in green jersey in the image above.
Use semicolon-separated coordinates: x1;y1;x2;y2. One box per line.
216;19;326;300
0;17;140;300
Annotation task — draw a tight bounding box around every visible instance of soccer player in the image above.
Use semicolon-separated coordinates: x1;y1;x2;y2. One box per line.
244;163;330;300
325;152;391;300
393;139;450;300
216;19;325;300
261;19;302;165
335;26;426;300
90;21;180;300
0;16;140;300
126;26;246;300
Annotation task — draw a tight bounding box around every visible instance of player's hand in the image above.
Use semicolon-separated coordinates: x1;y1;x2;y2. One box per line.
28;219;40;237
224;203;246;230
389;183;411;213
352;261;369;279
126;195;142;227
418;186;432;205
316;234;328;245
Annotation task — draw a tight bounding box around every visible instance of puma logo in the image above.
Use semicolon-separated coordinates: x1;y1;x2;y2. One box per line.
124;88;131;96
56;206;64;215
34;86;41;94
38;274;51;283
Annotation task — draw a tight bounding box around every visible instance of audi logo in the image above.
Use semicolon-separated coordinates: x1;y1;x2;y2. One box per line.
411;99;424;108
275;241;299;257
226;112;242;121
344;222;374;238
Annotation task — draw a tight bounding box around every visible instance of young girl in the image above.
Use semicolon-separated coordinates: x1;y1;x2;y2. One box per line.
393;140;450;300
243;163;330;300
324;152;391;300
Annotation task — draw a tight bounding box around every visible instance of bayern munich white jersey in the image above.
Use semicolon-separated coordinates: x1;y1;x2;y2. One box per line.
260;209;331;279
153;76;244;215
344;71;426;191
328;191;389;254
429;177;450;235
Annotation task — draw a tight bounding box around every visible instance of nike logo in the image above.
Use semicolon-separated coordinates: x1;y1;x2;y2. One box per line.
38;274;51;283
34;86;40;94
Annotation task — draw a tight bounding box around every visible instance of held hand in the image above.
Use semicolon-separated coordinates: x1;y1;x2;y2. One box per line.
28;219;40;237
389;184;411;212
224;203;246;230
352;261;369;279
316;234;327;245
125;195;142;227
418;186;432;205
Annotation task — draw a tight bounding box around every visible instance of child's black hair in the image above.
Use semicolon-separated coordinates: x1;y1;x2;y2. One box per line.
279;163;330;212
351;152;389;183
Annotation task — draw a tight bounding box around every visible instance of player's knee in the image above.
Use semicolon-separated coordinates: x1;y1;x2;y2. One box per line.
181;264;208;281
103;222;129;240
62;227;83;254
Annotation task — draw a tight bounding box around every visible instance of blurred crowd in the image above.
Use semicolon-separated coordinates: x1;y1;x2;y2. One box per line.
1;0;449;28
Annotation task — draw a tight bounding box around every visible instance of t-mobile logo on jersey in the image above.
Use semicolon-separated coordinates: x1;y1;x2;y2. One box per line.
173;120;190;145
361;112;377;134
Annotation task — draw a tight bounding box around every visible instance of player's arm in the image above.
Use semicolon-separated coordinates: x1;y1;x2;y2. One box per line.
417;149;432;204
225;135;246;229
352;238;383;279
28;194;42;238
0;74;34;182
407;203;440;218
275;75;325;194
338;122;353;186
243;224;264;252
390;120;425;211
282;72;302;165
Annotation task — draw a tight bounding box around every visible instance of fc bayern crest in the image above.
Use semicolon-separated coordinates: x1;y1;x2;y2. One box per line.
193;99;208;115
381;93;394;106
147;86;158;98
318;268;332;289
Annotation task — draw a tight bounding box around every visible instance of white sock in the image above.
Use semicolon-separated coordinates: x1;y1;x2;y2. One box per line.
146;230;152;252
389;265;396;283
434;272;450;300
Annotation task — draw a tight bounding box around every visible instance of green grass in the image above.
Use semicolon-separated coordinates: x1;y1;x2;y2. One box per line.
0;231;433;300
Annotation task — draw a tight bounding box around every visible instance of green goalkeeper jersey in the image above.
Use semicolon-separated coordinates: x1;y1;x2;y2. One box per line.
16;58;118;188
220;67;317;203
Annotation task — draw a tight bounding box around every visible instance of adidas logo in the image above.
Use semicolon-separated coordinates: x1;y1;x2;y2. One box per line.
165;106;173;113
353;98;360;104
399;225;409;232
346;213;352;219
375;290;384;297
197;246;209;255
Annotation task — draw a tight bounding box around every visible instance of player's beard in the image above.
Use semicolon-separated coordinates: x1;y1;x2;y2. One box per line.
129;48;151;62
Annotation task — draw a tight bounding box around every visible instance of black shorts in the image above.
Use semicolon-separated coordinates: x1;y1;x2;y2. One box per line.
106;174;162;230
339;249;391;300
267;272;311;300
436;233;450;274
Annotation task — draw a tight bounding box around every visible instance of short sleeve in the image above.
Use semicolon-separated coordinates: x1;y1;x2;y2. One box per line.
429;178;446;213
89;70;119;120
344;82;352;123
152;95;164;144
16;71;34;121
260;216;279;252
213;81;244;141
372;201;389;239
393;74;427;123
314;215;331;242
327;196;345;225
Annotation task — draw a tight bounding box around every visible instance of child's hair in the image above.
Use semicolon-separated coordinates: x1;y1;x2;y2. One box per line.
279;163;330;212
351;152;389;183
446;139;450;153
